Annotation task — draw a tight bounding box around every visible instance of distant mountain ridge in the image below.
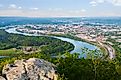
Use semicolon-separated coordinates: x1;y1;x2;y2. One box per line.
0;17;121;27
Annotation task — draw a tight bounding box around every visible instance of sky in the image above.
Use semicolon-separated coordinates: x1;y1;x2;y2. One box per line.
0;0;121;17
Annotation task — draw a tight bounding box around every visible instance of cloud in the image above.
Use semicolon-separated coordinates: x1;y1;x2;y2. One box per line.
0;9;121;17
109;0;121;6
8;4;22;9
30;8;39;10
48;8;63;12
9;4;17;9
81;9;86;12
90;1;98;6
0;9;87;17
90;0;121;6
96;0;105;3
18;7;22;9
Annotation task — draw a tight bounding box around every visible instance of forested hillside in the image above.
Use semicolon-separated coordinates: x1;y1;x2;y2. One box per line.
0;30;74;55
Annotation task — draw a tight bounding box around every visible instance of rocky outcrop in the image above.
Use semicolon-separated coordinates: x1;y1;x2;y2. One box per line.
2;58;58;80
0;76;6;80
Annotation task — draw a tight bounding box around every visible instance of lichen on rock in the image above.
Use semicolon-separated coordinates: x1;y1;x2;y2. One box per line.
2;58;58;80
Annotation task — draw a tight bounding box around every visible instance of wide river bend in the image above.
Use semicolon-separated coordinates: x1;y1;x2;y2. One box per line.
4;28;98;58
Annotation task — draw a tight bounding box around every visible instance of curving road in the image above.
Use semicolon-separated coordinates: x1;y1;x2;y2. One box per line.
105;44;115;59
98;42;115;59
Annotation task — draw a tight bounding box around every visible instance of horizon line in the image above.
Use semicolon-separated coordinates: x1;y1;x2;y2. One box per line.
0;16;121;18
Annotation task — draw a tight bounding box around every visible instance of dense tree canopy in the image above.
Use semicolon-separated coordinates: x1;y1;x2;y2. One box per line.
0;51;121;80
0;30;121;80
0;30;74;54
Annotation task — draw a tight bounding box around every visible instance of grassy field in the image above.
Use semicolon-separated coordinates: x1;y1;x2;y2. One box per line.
0;48;22;56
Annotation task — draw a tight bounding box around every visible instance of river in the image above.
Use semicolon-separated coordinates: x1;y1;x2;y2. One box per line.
4;27;98;57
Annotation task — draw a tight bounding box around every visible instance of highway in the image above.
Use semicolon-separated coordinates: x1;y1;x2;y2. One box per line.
98;42;115;59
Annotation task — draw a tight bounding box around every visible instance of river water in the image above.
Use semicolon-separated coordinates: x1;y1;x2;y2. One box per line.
4;27;98;57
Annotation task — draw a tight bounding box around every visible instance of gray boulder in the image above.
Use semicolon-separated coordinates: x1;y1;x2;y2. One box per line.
2;58;58;80
0;76;6;80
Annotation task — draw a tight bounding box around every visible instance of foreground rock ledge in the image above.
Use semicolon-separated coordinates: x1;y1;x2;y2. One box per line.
1;58;58;80
0;76;6;80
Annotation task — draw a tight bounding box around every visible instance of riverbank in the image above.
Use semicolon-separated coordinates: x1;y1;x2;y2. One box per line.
75;37;116;59
4;27;98;58
13;25;116;59
49;34;108;58
0;29;74;57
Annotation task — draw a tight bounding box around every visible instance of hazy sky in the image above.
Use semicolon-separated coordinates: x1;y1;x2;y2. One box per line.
0;0;121;17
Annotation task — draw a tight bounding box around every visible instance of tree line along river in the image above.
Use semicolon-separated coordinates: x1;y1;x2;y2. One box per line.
2;27;98;58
